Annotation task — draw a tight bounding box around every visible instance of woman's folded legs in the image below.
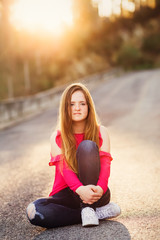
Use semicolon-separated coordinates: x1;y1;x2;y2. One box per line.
26;188;81;228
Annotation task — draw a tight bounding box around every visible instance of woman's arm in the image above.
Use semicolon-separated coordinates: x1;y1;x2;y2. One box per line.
63;161;102;204
97;126;112;193
50;131;62;156
99;125;110;153
50;131;83;191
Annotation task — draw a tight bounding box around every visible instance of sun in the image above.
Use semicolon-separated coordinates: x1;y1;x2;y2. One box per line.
10;0;73;35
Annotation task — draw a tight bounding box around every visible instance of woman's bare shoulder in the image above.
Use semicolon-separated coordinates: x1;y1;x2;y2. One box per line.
99;125;110;152
50;130;57;142
50;130;62;156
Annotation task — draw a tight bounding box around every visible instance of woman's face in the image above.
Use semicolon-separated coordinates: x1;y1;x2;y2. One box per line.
70;90;88;122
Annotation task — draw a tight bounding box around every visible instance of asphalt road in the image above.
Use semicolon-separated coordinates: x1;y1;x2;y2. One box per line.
0;69;160;240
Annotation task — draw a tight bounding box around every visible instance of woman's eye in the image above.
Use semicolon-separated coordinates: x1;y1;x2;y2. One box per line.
70;102;86;106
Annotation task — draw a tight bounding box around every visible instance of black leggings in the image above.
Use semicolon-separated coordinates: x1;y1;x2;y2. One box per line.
26;140;110;228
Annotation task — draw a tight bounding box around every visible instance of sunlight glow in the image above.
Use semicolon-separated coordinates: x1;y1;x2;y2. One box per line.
94;0;141;17
123;0;135;12
10;0;73;35
98;0;112;17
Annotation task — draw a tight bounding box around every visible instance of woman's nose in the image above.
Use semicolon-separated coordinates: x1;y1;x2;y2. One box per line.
75;104;80;110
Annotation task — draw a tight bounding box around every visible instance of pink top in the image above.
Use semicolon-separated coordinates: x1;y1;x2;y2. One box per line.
49;130;113;196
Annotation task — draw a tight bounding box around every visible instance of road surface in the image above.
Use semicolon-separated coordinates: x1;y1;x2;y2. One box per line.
0;69;160;240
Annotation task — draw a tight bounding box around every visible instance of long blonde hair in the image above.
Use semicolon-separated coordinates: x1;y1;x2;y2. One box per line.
58;83;100;174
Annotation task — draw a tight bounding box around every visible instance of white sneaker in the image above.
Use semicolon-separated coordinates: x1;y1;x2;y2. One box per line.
96;202;121;220
81;207;99;227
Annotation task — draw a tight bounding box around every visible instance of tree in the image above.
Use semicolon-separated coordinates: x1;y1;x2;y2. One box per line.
0;0;15;98
120;0;123;17
155;0;160;8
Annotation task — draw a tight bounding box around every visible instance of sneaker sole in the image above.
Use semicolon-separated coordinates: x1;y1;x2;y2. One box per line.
82;222;99;227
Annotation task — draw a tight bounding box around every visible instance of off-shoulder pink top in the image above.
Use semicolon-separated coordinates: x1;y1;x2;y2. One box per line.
49;130;113;196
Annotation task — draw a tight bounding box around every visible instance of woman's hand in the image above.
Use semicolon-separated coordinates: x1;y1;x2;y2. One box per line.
94;185;104;196
75;185;103;204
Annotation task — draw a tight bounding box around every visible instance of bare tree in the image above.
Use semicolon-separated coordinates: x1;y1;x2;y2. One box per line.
139;0;143;9
111;0;115;17
0;0;15;98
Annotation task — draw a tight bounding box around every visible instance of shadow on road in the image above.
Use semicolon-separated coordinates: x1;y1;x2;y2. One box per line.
33;220;131;240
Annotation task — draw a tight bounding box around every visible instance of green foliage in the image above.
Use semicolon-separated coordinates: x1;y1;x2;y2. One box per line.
116;43;154;70
133;6;160;24
116;44;142;69
36;76;54;92
142;33;160;53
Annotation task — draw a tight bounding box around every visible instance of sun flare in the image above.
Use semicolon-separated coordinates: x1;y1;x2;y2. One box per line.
10;0;73;35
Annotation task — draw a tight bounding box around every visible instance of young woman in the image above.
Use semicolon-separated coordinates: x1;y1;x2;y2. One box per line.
26;83;121;228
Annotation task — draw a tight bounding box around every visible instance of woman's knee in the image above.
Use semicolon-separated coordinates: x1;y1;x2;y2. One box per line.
26;202;36;220
77;140;98;154
26;202;44;222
